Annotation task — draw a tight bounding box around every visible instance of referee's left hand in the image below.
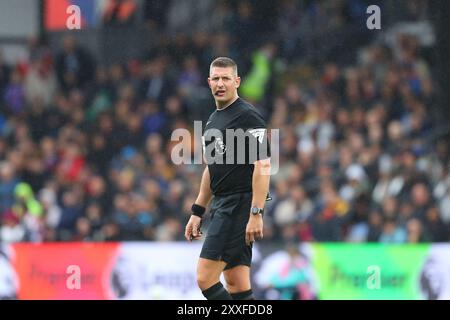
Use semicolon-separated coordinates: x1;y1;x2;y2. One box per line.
246;215;263;246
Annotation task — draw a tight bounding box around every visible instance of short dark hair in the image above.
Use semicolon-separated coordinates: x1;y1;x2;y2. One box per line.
210;57;238;76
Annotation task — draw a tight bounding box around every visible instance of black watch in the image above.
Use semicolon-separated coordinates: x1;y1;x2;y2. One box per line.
251;206;264;216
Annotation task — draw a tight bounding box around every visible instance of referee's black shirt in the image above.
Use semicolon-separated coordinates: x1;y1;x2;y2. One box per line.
202;98;270;196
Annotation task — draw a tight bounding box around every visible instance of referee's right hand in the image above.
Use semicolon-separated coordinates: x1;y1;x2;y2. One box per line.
185;215;202;241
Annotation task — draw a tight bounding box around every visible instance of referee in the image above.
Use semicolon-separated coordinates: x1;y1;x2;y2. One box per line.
184;57;271;300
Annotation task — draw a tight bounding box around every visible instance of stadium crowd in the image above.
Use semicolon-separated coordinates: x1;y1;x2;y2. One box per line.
0;0;448;244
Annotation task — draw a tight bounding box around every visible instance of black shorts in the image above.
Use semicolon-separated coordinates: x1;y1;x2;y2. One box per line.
200;192;253;270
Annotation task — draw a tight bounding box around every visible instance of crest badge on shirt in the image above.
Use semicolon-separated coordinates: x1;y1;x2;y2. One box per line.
214;137;226;155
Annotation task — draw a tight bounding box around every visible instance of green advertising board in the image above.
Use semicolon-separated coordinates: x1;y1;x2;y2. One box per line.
311;244;430;299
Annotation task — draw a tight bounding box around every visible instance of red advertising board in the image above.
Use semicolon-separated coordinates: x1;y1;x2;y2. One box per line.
11;242;120;299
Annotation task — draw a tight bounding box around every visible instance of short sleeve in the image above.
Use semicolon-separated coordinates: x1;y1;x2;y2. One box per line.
241;109;267;130
242;110;271;161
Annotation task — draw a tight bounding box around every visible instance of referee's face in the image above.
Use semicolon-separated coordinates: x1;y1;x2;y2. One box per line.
208;67;241;106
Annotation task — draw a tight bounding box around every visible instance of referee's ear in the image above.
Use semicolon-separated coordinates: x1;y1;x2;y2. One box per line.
235;76;241;89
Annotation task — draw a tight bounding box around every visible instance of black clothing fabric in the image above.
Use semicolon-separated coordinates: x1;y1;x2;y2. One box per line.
202;282;232;300
200;192;253;269
202;98;270;196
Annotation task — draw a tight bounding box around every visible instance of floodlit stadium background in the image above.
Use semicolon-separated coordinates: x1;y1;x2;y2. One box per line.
0;0;449;300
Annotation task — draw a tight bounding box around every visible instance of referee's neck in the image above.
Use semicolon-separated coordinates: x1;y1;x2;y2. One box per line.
216;96;239;111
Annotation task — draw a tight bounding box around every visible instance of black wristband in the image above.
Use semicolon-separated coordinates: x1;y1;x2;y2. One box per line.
191;204;206;218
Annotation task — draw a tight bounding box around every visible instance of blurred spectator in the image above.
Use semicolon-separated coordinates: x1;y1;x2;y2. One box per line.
367;209;384;242
38;181;61;230
423;206;449;242
439;188;450;225
0;50;11;98
254;244;318;300
379;217;407;243
240;42;277;105
24;52;57;108
12;182;44;242
411;182;432;218
406;218;429;243
55;36;95;91
56;141;86;184
138;57;172;105
273;185;313;228
3;69;25;115
231;1;258;54
0;162;19;213
310;181;348;241
57;187;84;240
72;217;94;241
209;1;234;33
0;210;25;243
112;193;154;240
